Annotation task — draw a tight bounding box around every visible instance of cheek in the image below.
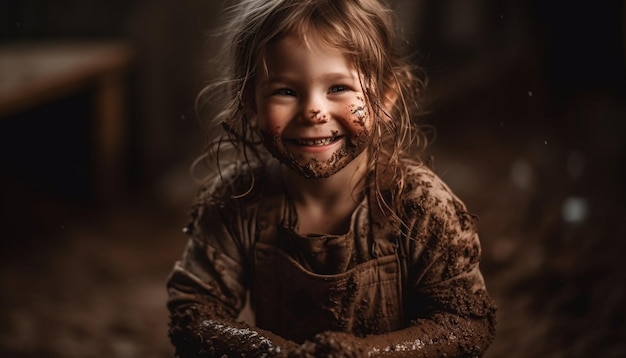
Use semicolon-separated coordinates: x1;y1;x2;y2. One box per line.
258;106;288;134
343;101;372;134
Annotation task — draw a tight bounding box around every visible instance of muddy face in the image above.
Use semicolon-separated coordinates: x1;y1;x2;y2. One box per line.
253;35;377;179
260;119;372;179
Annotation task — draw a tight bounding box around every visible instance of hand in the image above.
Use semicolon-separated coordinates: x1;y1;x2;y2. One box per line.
289;331;367;358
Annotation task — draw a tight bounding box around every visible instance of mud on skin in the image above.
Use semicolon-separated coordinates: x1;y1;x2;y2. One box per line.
256;99;372;179
350;104;368;127
259;124;371;180
170;305;366;358
169;305;298;357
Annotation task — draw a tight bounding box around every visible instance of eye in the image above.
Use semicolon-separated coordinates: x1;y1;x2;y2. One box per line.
274;88;296;96
329;85;347;94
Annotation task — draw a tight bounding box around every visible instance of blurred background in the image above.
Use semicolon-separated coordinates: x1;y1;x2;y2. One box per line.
0;0;624;357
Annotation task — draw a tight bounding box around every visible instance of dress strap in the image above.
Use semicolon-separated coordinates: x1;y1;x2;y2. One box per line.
255;164;285;245
367;184;409;325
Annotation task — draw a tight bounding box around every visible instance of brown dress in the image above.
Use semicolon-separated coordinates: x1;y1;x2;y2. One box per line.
167;161;496;357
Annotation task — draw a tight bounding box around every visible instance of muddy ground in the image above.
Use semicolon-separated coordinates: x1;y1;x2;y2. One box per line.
1;58;625;358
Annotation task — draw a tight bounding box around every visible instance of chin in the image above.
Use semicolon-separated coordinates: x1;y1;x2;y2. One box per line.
291;160;349;179
262;131;369;179
284;148;366;179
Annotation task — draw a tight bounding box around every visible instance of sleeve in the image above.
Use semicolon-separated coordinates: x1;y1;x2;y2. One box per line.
166;183;298;357
365;185;496;357
391;197;497;357
289;176;497;358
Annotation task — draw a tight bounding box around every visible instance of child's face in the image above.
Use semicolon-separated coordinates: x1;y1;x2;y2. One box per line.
252;35;372;179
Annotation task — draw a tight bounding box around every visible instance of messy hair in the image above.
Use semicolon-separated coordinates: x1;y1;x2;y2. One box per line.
195;0;427;210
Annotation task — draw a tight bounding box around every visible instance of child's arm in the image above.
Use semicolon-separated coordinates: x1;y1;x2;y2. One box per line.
166;185;299;357
290;313;493;358
289;250;495;357
290;182;497;357
290;262;494;357
167;239;299;357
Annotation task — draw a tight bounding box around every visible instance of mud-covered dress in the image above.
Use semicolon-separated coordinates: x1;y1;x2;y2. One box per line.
166;161;497;357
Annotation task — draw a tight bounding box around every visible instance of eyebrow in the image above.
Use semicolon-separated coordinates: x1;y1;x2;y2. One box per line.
323;73;358;82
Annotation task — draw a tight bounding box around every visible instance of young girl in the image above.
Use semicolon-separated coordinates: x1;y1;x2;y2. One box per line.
167;0;496;357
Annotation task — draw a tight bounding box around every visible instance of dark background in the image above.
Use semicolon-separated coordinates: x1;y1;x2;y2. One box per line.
1;0;625;357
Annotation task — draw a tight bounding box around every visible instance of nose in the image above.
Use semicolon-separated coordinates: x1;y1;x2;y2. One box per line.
300;94;329;124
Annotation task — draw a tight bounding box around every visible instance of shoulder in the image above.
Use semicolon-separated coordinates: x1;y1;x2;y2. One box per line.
392;162;484;284
185;161;272;237
196;161;270;206
395;161;478;235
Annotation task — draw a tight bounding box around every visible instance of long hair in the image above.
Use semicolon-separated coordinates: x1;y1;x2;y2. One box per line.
195;0;428;212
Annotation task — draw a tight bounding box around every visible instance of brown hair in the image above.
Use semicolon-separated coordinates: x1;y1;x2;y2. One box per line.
195;0;427;208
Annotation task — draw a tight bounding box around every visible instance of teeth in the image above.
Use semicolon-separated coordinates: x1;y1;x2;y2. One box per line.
296;137;335;146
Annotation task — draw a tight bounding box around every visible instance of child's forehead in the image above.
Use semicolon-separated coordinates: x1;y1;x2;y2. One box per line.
262;32;360;68
268;31;339;52
260;34;359;73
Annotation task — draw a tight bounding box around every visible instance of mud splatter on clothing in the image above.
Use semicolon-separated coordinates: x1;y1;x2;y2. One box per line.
167;160;496;357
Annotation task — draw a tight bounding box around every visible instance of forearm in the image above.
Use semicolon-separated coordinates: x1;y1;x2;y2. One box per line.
290;313;494;358
169;303;298;358
364;313;495;357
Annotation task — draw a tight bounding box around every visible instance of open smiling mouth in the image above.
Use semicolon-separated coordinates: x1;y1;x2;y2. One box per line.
289;136;344;147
